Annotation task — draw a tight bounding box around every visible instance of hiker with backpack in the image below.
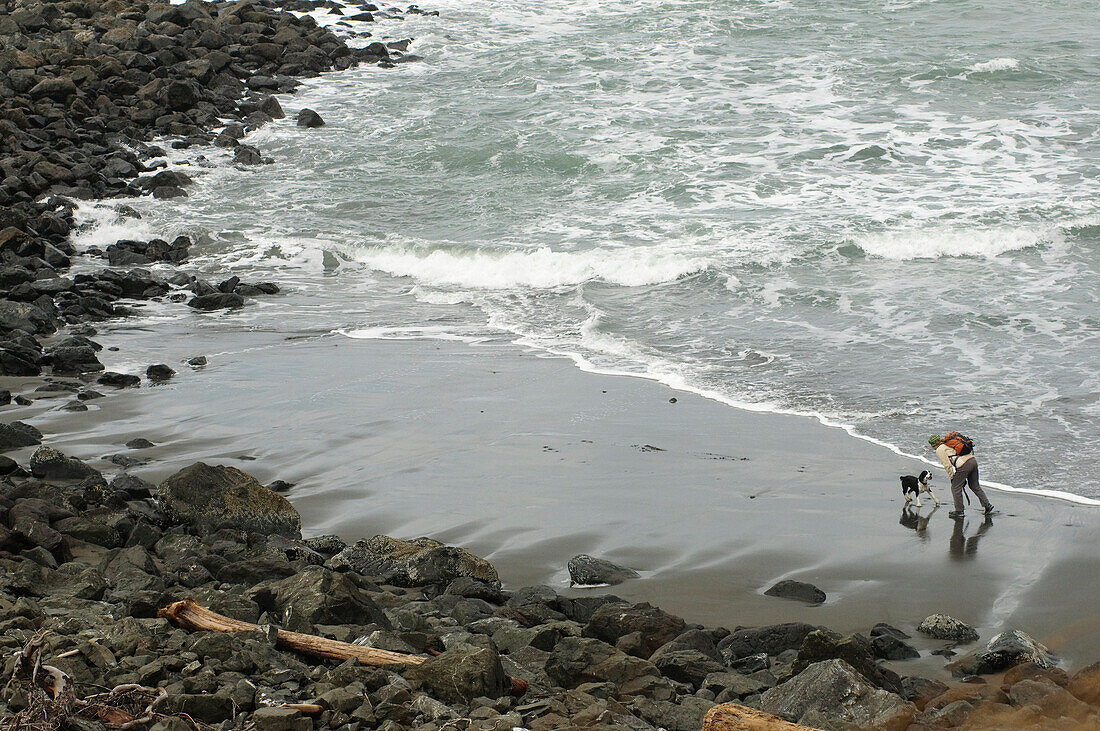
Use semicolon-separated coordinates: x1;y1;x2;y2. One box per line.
928;432;994;519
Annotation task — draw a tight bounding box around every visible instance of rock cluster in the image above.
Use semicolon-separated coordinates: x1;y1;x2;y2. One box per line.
3;449;1100;730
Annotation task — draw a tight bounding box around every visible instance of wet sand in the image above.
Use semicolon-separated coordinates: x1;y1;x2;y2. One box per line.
20;317;1100;679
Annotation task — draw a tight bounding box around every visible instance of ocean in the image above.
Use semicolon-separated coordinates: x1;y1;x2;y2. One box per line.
74;0;1100;500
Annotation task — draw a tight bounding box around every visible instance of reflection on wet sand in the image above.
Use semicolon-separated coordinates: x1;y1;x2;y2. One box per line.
949;515;994;560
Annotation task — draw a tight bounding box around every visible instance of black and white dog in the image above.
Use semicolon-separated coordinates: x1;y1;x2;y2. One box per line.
900;470;939;508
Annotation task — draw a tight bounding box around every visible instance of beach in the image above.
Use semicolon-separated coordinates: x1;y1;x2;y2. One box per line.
23;314;1100;676
3;0;1100;728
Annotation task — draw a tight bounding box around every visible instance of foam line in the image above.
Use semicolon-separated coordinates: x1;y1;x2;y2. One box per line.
506;337;1100;508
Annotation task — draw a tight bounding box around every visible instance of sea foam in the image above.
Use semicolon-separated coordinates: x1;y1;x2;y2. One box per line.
348;243;709;289
968;57;1020;73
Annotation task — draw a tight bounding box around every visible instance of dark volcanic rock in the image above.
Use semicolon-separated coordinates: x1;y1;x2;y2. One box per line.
252;565;391;631
567;554;639;586
793;629;902;694
760;659;916;730
584;601;686;660
0;421;43;451
296;108;325;127
406;646;508;705
188;292;245;310
717;622;820;663
146;364;176;382
156;462;302;538
329;535;500;588
44;345;104;376
764;579;826;604
872;632;921;661
29;446;100;481
98;372;142;388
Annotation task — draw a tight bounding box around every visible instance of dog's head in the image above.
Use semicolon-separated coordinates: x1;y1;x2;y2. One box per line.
918;470;932;486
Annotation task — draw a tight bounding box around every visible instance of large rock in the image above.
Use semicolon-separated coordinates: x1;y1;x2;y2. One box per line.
406;646;507;705
718;623;820;663
29;446;100;481
760;659;916;731
44;345;104;375
764;579;826;604
567;554;639;586
945;630;1058;676
329;535;499;588
252;565;391;632
188;293;245;310
792;630;902;694
917;614;979;643
0;421;42;451
584;602;686;659
156;462;302;538
545;636;660;690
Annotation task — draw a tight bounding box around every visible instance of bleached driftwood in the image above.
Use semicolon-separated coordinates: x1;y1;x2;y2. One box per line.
158;597;427;667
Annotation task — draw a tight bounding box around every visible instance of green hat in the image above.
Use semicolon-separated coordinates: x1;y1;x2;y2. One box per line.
928;434;941;447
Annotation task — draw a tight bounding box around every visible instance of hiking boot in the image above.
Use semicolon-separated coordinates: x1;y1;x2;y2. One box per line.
947;511;964;519
983;504;995;515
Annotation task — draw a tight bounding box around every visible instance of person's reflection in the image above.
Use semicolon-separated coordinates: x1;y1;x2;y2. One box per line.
899;506;937;542
949;514;994;559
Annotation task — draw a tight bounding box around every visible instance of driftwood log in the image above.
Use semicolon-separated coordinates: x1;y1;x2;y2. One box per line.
158;598;427;667
702;703;815;731
159;598;529;696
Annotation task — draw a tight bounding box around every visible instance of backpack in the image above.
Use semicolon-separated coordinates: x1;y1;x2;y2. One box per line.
942;431;973;455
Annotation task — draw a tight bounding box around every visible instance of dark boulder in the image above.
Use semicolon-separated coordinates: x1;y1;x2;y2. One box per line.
146;364;175;382
792;630;902;694
584;601;686;659
406;646;507;705
760;659;916;730
330;535;500;588
98;372;141;388
0;421;43;451
44;345;104;375
251;565;391;632
567;554;639;586
717;622;820;663
188;293;245;310
296;108;325;127
764;579;826;604
156;462;302;538
872;632;920;661
29;446;100;481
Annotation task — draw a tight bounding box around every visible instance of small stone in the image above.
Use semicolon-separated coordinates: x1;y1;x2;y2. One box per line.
127;438;156;449
188;356;207;367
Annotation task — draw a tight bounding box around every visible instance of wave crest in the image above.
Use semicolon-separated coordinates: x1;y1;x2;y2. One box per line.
850;226;1055;260
349;244;710;289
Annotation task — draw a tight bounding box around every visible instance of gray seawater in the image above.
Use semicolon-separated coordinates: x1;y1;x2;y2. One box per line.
77;0;1100;497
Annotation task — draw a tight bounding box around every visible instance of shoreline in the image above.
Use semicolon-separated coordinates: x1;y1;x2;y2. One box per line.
4;0;1100;729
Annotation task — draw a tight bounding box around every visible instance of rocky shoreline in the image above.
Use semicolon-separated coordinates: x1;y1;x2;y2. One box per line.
3;0;1100;729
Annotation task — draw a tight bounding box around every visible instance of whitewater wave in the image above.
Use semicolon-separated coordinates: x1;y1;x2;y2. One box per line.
348;243;710;289
70;201;159;251
850;225;1056;260
968;57;1020;73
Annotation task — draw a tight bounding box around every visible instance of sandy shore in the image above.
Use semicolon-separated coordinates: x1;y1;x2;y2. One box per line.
15;314;1100;679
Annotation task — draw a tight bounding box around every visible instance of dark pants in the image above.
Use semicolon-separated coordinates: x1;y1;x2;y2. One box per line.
951;456;990;512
